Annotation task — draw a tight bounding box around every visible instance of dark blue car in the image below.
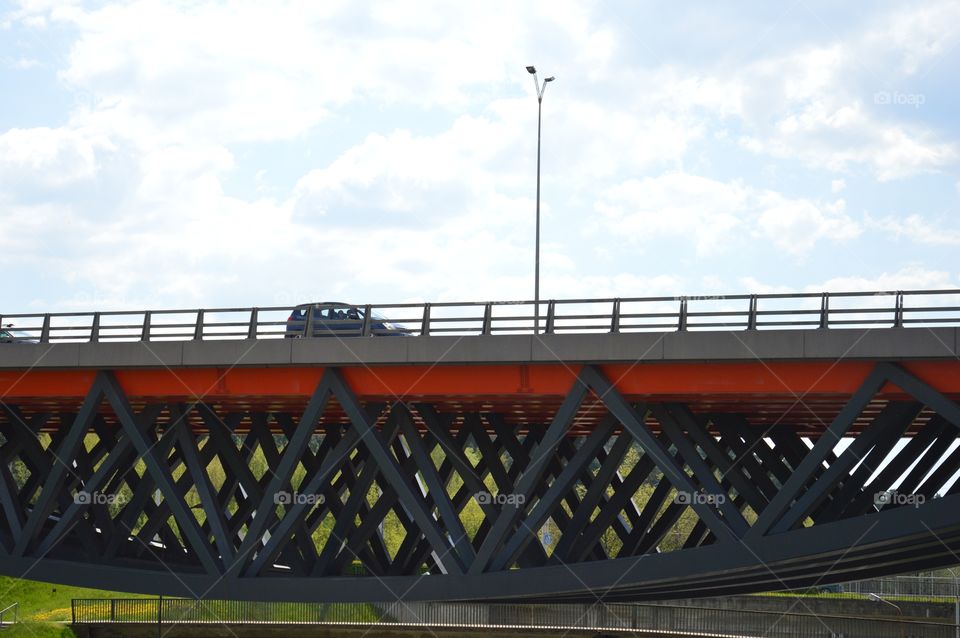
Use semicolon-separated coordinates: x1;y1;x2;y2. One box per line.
285;303;407;338
0;325;38;344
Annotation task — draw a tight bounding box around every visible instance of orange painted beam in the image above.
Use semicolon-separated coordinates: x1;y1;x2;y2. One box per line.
0;361;957;400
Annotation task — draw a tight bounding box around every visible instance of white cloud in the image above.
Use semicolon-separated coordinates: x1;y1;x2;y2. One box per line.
743;266;956;296
723;4;960;180
0;126;108;186
1;0;958;313
873;214;960;245
813;266;956;293
595;172;859;256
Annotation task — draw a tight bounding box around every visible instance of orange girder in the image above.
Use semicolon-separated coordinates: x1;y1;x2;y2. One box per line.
1;361;959;400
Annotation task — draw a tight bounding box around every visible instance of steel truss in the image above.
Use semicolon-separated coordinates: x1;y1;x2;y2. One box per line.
1;363;960;602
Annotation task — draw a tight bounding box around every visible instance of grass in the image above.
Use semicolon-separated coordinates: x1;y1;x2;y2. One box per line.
756;591;960;604
0;622;76;637
0;575;151;622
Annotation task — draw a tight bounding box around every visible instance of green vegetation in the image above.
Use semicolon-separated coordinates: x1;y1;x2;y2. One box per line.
757;590;960;604
0;622;76;638
0;575;149;622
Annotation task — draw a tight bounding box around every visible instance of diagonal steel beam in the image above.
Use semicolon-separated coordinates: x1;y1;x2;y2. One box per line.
746;363;889;540
769;398;922;534
651;404;749;536
492;415;618;571
835;408;940;520
13;373;108;557
242;425;362;577
325;369;465;575
580;365;741;545
101;373;222;575
226;372;334;577
170;404;235;565
468;368;589;574
882;363;960;429
669;407;768;513
395;404;476;568
568;435;663;563
35;404;162;557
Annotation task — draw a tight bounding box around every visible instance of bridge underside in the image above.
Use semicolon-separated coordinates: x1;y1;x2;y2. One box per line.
1;361;960;602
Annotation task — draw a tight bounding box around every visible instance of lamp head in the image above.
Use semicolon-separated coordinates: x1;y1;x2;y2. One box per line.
526;65;537;74
545;76;555;82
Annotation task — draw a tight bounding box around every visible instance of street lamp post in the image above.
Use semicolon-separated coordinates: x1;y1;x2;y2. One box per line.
526;65;554;335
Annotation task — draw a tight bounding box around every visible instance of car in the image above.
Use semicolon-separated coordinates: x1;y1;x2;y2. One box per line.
284;303;408;338
0;324;38;344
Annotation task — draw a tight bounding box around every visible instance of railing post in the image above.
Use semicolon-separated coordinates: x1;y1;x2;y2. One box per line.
546;301;555;334
747;295;758;330
40;314;51;343
247;308;259;339
819;293;830;329
610;299;621;333
677;298;688;331
421;303;431;336
158;595;162;638
482;303;493;335
193;309;205;340
141;312;152;341
894;291;904;328
90;313;101;343
304;306;315;338
362;305;373;337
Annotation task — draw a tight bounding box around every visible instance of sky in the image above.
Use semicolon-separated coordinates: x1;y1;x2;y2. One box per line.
0;0;958;313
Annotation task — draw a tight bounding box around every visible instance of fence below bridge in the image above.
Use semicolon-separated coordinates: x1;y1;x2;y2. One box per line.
842;575;960;599
71;598;957;637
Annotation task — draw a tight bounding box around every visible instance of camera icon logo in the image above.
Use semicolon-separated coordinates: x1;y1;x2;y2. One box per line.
75;491;92;505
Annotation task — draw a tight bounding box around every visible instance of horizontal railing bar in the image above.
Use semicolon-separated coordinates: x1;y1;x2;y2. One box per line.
8;290;960;345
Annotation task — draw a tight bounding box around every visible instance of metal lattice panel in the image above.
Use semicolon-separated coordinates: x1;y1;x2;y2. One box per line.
2;363;960;601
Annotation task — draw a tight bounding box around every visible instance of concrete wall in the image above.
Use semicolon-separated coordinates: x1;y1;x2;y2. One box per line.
1;327;957;369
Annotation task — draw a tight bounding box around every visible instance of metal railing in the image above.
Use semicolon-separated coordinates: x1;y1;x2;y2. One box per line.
4;289;960;344
842;576;960;599
0;603;17;628
70;598;955;637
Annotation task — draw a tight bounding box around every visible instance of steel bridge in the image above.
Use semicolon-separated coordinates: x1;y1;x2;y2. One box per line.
2;290;960;603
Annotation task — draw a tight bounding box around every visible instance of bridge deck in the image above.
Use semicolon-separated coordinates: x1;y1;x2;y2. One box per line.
0;327;957;369
1;331;958;434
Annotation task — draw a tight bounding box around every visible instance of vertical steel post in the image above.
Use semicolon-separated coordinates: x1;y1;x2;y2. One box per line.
141;312;152;341
421;303;431;336
194;310;205;340
247;308;259;339
91;313;101;342
534;95;542;335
